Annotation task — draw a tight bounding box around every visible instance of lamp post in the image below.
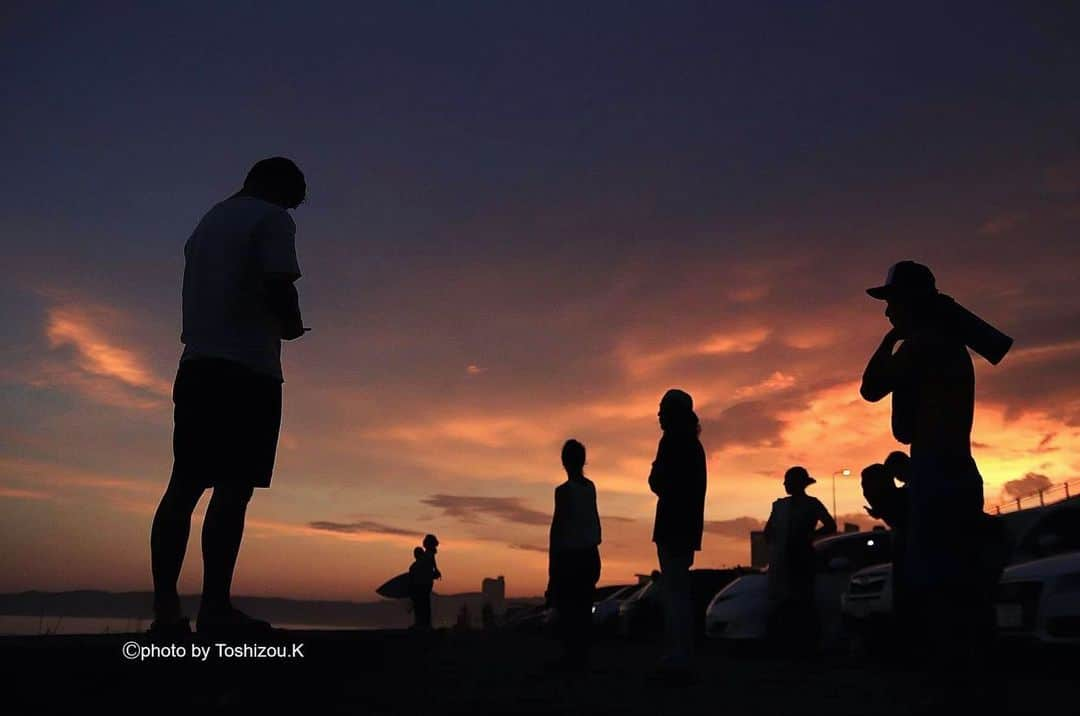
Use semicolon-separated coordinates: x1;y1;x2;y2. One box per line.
831;469;851;523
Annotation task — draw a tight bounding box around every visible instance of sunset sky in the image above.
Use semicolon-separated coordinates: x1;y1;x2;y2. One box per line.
2;3;1078;601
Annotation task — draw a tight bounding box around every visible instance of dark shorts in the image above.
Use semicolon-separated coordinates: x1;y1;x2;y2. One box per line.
171;357;282;489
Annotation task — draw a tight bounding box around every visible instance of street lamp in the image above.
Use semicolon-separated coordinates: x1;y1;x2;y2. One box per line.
831;469;851;523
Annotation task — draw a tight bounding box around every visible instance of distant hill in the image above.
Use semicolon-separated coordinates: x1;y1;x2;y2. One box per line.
0;591;544;630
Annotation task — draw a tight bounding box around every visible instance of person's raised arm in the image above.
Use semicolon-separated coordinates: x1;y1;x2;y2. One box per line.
860;328;903;402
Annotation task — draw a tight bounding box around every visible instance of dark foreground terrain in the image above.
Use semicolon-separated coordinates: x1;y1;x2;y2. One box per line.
2;628;1074;714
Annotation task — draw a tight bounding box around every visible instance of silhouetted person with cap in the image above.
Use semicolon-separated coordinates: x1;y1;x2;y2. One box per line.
860;260;1001;681
546;439;602;670
764;466;836;653
648;389;707;673
409;539;440;630
149;157;307;637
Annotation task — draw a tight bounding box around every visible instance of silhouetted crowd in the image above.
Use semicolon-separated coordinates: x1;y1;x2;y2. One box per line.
149;159;1013;694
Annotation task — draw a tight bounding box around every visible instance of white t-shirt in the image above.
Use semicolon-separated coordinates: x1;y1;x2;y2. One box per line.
550;478;602;552
180;195;301;381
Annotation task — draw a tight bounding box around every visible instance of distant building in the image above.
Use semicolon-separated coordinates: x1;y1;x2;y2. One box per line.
843;522;860;533
481;576;505;616
750;530;768;568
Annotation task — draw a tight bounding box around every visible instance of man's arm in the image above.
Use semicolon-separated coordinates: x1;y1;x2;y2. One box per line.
860;329;903;402
254;209;305;340
430;554;441;580
647;439;666;497
265;274;305;340
815;501;838;537
549;486;565;551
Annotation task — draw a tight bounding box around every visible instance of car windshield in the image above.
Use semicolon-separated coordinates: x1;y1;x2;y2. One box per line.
814;531;893;572
1019;505;1080;559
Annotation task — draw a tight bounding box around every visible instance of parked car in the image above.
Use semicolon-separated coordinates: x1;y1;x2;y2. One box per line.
706;530;893;645
842;497;1080;639
501;602;552;633
505;584;637;635
620;568;752;640
996;551;1080;645
592;584;638;633
1009;498;1080;565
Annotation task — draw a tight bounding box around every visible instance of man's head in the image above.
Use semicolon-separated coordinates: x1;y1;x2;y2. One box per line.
413;546;425;560
783;466;816;495
861;463;892;502
658;388;698;434
242;157;306;209
561;439;586;475
883;450;911;483
867;261;938;338
423;534;439;552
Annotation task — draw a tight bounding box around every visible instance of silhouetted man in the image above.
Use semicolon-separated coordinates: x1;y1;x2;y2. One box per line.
764;466;836;653
547;439;602;670
648;389;706;674
149;157;307;637
409;534;441;630
860;261;989;666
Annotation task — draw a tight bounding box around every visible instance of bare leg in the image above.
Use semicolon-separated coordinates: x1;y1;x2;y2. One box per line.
200;483;254;614
150;476;205;620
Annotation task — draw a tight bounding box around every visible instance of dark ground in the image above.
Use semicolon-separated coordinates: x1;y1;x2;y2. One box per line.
2;628;1074;714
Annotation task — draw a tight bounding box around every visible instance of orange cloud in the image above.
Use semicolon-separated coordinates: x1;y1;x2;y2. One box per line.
46;305;170;394
33;301;171;409
734;371;796;399
618;327;771;377
0;486;52;500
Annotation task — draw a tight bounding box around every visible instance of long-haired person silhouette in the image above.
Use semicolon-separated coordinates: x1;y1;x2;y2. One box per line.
149;157;308;637
648;389;706;674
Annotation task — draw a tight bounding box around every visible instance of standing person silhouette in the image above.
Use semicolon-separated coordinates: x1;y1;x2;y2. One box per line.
648;389;706;674
546;439;602;671
149;157;307;637
860;261;991;677
409;534;441;630
763;467;836;654
408;540;440;630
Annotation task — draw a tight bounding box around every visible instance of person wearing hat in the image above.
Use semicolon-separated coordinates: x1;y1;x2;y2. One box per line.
648;389;707;672
860;261;994;673
763;467;836;653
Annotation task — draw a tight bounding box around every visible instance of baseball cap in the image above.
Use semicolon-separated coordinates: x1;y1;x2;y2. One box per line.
866;261;937;300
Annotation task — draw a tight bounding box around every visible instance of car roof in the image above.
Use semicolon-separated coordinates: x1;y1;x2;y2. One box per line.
1002;550;1080;579
814;529;891;549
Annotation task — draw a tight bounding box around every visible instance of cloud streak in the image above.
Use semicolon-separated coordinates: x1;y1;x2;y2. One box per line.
420;494;550;526
308;520;425;538
704;516;765;538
